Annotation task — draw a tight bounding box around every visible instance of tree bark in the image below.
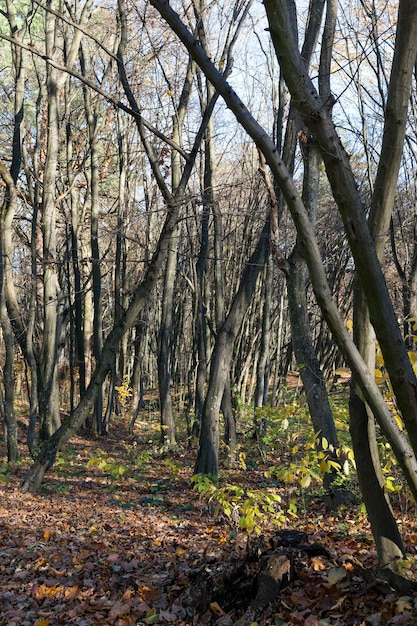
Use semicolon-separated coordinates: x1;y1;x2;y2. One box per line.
195;219;270;476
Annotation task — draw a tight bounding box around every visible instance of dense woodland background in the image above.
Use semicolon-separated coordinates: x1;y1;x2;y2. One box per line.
2;0;417;620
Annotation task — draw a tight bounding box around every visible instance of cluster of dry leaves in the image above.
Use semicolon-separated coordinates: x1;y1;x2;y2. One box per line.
1;422;417;626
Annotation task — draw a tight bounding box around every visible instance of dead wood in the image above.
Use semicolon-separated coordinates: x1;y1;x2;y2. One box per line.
234;552;295;626
180;530;329;622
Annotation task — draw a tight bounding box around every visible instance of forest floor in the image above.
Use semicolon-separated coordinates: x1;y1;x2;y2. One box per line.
1;392;417;626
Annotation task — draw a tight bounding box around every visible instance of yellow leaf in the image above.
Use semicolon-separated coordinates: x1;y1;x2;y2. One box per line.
321;437;329;450
299;474;311;488
35;620;50;626
394;413;404;430
408;352;417;364
345;319;353;331
219;536;227;544
43;530;51;541
319;459;328;474
35;584;63;599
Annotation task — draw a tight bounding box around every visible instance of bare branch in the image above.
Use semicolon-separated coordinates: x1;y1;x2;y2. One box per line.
0;31;190;161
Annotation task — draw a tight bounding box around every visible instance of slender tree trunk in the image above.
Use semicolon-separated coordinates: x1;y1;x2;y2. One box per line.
129;319;148;434
66;104;86;400
195;219;270;476
194;198;210;436
38;9;63;440
157;58;195;447
88;107;103;433
255;258;272;409
158;226;178;446
0;252;18;462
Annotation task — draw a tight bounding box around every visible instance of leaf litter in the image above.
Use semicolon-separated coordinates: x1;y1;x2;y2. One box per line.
0;420;417;625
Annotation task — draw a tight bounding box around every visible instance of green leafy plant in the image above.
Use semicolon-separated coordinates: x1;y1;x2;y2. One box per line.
87;449;128;480
192;474;285;534
0;465;11;484
164;458;180;478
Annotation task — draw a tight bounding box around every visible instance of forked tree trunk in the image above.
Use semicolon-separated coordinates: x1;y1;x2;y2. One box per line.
348;0;417;565
350;296;405;565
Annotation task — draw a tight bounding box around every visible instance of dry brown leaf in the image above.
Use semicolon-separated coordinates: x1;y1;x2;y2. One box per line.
311;556;327;571
210;601;225;616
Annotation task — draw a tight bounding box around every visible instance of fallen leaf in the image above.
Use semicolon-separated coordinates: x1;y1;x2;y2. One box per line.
326;567;347;585
109;599;132;619
210;601;225;616
311;556;327;571
396;596;412;613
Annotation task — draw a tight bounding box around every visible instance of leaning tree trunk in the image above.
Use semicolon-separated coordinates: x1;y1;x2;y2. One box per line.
347;0;417;566
195;219;270;476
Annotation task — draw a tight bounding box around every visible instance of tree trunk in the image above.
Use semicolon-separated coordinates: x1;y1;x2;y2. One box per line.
157;57;195;447
0;269;18;462
255;258;272;409
348;242;405;561
195;219;270;476
158;225;178;447
88;103;103;434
